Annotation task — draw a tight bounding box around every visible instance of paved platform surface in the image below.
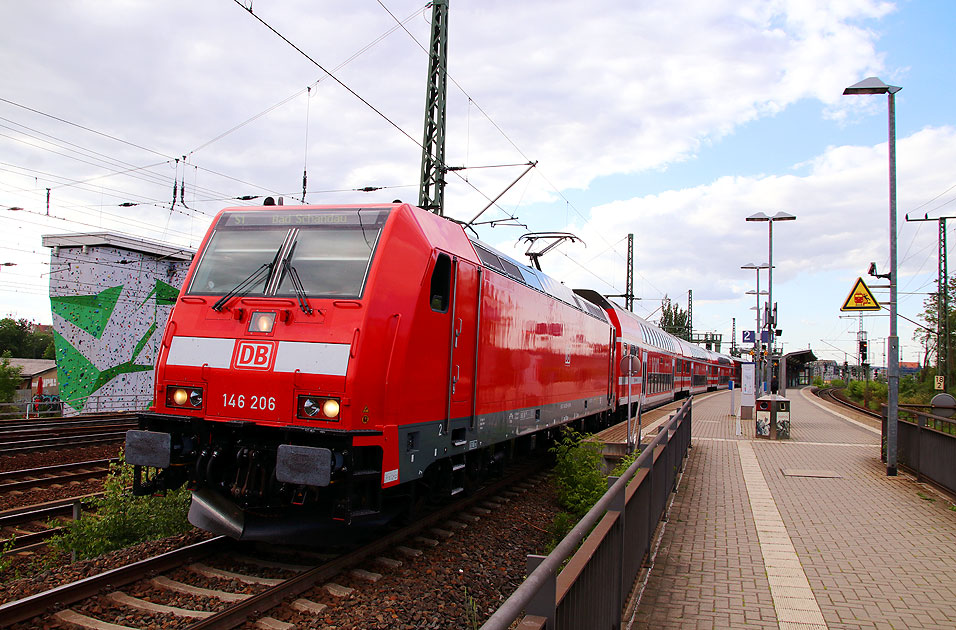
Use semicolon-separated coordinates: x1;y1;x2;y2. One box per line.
628;388;956;630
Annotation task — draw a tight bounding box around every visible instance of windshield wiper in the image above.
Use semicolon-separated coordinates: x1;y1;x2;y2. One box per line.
211;263;271;311
283;258;313;315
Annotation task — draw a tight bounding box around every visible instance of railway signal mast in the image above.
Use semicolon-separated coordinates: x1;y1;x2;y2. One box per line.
418;0;450;216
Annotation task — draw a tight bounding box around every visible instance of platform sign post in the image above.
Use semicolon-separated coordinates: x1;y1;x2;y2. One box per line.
740;362;756;421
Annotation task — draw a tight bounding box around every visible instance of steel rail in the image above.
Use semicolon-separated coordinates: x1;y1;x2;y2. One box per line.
0;536;230;628
815;387;881;419
0;433;126;455
0;494;100;527
0;460;114;493
0;413;136;430
186;460;548;630
0;424;136;442
0;459;115;483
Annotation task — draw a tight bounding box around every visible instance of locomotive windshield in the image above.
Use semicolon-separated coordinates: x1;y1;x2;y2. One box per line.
188;208;388;299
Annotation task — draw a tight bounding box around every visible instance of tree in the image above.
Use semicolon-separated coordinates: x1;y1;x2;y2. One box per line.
0;318;55;359
659;295;690;341
0;352;22;403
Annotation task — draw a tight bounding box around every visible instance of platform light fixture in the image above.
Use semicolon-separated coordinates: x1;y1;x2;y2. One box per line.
741;262;770;391
844;76;901;476
746;212;796;391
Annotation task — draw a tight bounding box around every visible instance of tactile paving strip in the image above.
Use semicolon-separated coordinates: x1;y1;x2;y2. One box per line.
738;441;828;630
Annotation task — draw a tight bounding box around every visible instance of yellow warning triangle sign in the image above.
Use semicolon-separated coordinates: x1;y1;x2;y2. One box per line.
841;277;881;311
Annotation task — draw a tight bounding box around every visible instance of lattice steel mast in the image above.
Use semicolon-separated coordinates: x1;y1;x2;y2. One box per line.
418;0;450;216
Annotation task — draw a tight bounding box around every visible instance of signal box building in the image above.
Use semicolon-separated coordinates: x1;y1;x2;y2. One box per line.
42;233;194;415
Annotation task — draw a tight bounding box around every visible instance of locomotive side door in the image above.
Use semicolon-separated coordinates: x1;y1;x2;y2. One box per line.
446;258;480;430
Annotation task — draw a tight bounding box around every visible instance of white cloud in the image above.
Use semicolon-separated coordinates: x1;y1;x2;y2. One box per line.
0;0;934;353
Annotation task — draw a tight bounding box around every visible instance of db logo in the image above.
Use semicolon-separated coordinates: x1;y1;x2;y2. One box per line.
233;341;276;371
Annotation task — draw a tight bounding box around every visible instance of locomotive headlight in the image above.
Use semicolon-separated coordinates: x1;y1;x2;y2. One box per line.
249;311;276;333
172;388;188;406
303;398;320;417
166;386;203;409
322;399;340;418
297;395;341;421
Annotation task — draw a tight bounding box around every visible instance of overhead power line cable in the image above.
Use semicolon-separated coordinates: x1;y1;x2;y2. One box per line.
375;0;597;232
0;96;174;160
233;0;424;152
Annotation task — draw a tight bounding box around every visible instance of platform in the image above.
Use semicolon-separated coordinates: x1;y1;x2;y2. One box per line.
628;387;956;630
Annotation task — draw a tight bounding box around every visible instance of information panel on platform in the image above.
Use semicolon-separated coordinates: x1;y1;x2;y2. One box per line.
741;362;756;407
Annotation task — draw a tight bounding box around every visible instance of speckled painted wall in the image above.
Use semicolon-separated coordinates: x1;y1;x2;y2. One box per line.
47;244;192;415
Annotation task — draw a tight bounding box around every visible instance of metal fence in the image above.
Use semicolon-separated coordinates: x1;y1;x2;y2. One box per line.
890;406;956;495
1;394;152;420
481;397;693;630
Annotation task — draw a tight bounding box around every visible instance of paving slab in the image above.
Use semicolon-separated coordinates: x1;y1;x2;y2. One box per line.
628;388;956;630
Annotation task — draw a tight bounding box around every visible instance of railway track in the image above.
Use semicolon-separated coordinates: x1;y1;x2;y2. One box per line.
814;386;882;419
0;413;136;433
0;494;102;553
0;416;135;455
0;460;550;629
0;460;116;554
0;459;114;494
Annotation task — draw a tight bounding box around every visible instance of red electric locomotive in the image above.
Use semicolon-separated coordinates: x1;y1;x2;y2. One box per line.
126;202;617;539
126;201;736;540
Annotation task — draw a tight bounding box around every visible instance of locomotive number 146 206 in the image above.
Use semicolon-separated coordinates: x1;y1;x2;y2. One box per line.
222;393;276;411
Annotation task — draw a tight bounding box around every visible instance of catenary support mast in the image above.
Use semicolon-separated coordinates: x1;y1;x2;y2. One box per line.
418;0;450;216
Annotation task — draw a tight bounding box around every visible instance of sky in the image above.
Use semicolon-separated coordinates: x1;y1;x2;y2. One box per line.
2;0;955;368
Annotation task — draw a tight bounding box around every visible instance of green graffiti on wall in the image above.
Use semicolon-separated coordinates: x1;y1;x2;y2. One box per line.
52;330;152;411
50;285;123;339
131;323;159;363
141;279;179;307
51;280;178;412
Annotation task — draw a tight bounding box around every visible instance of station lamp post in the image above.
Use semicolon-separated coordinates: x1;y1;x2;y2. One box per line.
844;76;901;476
746;212;796;390
742;262;770;391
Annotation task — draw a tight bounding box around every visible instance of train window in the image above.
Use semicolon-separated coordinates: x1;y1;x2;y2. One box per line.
518;266;544;291
499;258;525;282
188;208;388;299
429;253;452;312
188;229;287;295
473;244;506;273
279;223;382;297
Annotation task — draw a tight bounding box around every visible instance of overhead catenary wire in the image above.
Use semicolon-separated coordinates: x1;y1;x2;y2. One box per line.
187;4;426;159
233;0;425;154
0;97;286;202
374;0;606;243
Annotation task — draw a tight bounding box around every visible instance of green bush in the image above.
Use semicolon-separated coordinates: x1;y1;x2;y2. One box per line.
550;429;607;518
844;379;888;411
828;379;845;388
812;376;824;388
47;454;192;560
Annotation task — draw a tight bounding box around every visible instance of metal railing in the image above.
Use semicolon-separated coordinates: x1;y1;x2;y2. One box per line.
2;394;152;420
481;397;692;630
890;406;956;495
59;394;153;416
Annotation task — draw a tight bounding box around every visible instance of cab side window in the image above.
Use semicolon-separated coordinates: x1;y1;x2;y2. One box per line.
430;253;451;312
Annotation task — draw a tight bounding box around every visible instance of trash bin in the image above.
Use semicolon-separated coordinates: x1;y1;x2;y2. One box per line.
755;394;790;439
